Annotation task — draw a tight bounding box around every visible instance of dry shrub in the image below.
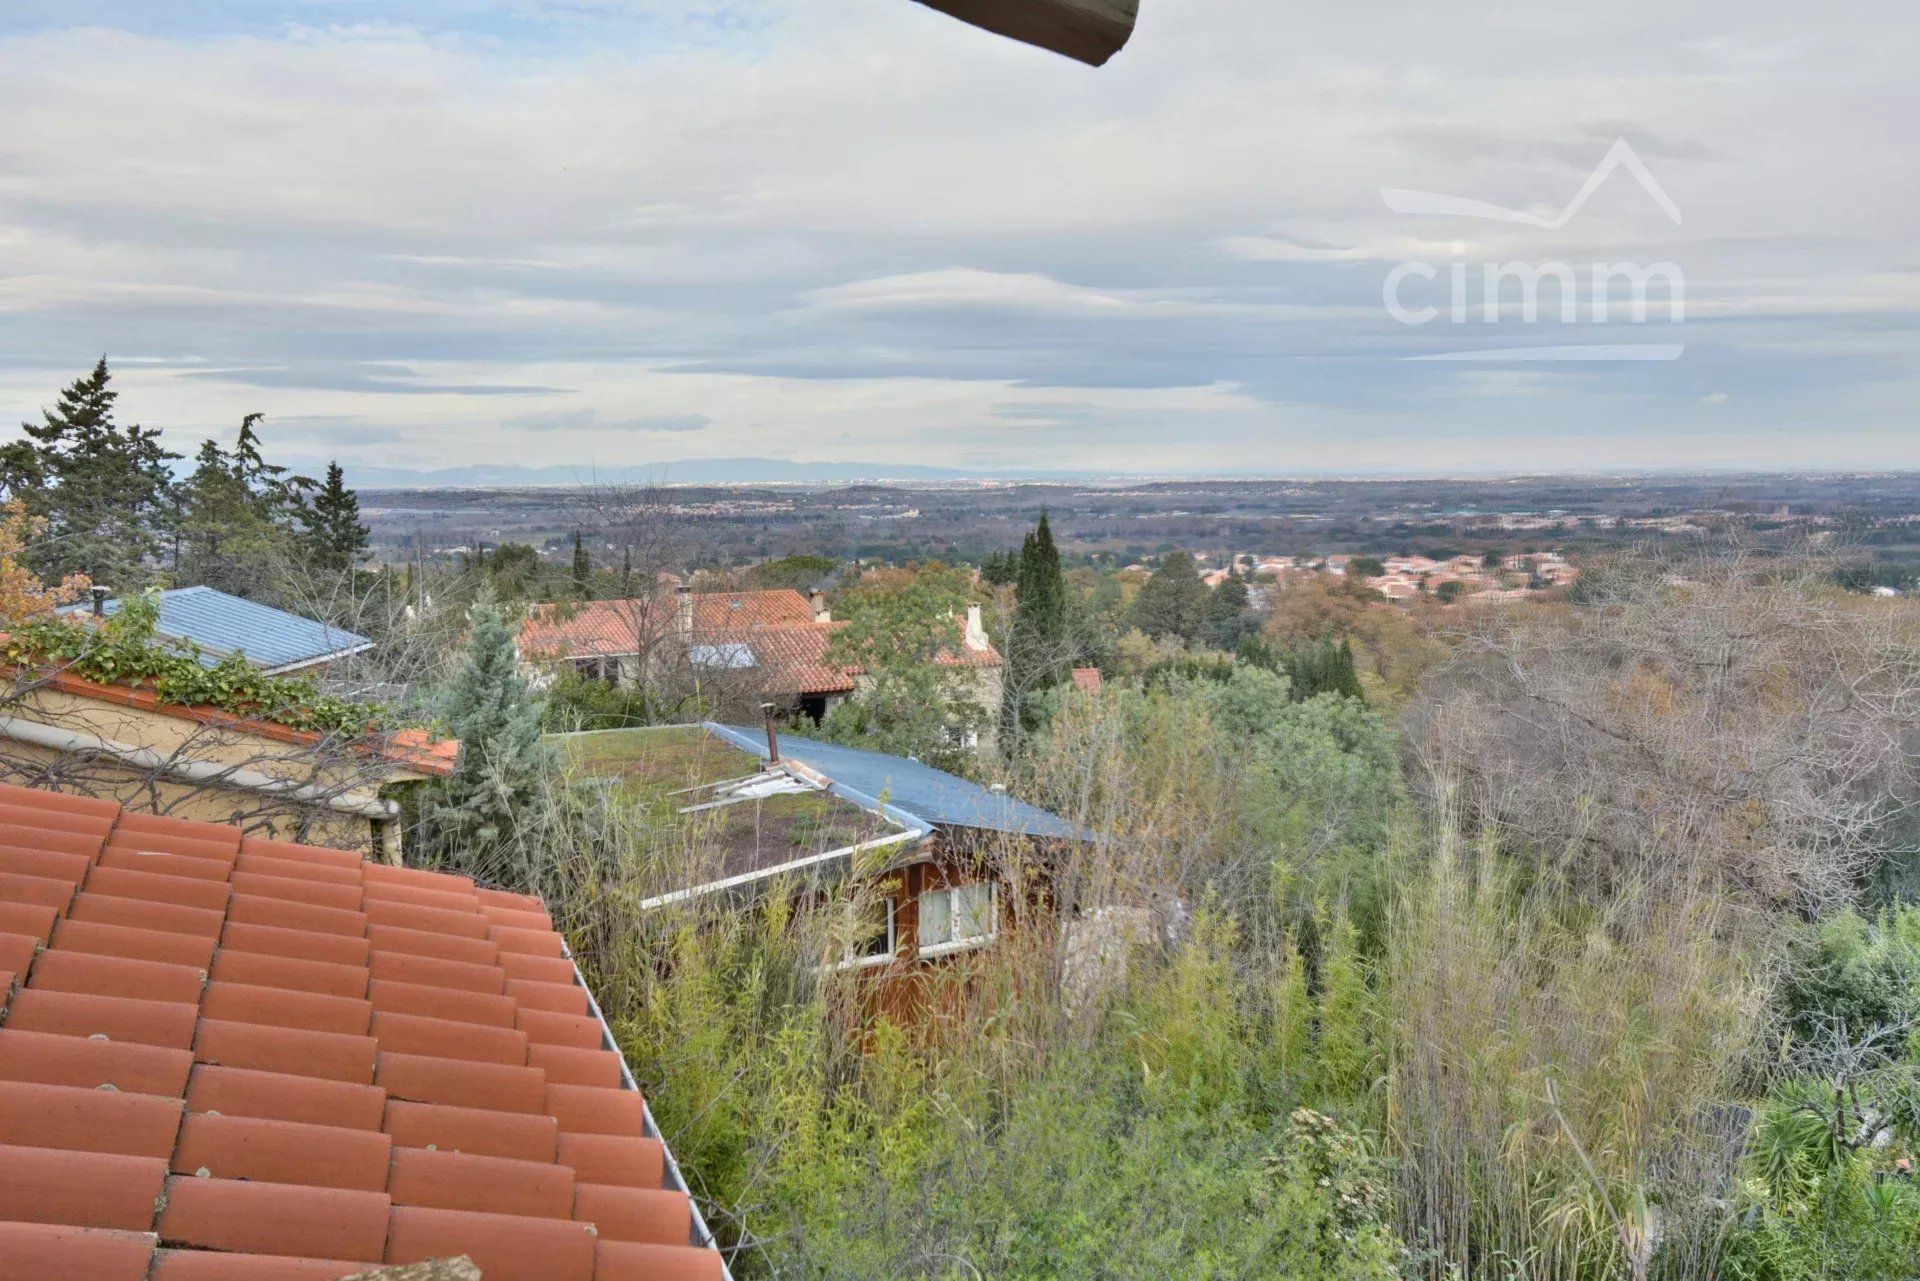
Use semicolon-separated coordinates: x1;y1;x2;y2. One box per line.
1406;542;1920;913
1386;805;1773;1281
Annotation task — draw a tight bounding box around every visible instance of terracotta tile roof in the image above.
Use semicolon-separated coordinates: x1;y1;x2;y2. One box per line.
699;624;857;696
0;780;726;1281
1070;667;1103;694
522;589;999;698
521;591;816;659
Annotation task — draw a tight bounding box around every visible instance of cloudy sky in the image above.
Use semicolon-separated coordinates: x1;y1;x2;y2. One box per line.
1;0;1915;479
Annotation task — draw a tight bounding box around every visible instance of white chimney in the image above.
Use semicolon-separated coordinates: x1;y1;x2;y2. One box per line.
964;603;987;650
676;585;694;639
810;589;830;623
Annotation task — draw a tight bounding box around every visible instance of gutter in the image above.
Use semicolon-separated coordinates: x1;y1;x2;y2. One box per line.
0;714;398;820
565;950;735;1281
259;641;378;676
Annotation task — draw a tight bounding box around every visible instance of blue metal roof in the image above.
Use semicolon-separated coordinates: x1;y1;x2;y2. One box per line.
710;724;1089;841
61;586;373;674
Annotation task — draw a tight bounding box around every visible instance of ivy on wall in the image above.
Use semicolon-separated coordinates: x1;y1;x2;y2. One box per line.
1;595;383;737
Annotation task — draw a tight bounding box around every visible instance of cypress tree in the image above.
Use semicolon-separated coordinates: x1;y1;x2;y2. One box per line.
1002;512;1070;746
570;531;592;596
1014;512;1067;676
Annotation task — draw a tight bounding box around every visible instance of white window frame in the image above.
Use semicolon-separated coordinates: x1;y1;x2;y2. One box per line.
826;896;898;972
917;879;998;959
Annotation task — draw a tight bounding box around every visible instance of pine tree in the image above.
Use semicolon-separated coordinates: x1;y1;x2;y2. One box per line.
177;415;314;596
570;531;592;596
18;359;178;589
1130;551;1208;643
432;591;556;875
302;462;369;573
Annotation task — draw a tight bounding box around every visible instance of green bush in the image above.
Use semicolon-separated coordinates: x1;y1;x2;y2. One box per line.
540;670;672;732
1779;906;1920;1051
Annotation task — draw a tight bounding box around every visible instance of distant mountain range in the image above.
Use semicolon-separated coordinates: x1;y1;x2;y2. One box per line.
308;458;1112;488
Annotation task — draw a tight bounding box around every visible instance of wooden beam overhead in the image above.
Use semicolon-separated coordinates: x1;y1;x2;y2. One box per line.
911;0;1139;66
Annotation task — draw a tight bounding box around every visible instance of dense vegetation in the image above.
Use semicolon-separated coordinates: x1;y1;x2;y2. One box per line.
410;525;1920;1279
13;363;1920;1278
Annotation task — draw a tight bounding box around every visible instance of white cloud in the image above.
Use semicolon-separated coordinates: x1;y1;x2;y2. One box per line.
0;0;1916;471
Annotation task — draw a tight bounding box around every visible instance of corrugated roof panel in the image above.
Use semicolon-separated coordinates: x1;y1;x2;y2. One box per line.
60;588;372;674
711;725;1089;841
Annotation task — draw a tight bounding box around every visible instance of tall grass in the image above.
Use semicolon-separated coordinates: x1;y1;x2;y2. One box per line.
1385;802;1775;1281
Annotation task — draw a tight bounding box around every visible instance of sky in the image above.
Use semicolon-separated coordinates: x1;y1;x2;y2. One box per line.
1;0;1916;479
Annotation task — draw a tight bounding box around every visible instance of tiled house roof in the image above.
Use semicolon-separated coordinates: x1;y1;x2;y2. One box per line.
521;591;817;659
522;589;1001;704
698;625;857;696
0;781;725;1281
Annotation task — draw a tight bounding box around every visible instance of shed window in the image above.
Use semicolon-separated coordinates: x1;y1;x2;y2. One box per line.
920;881;995;951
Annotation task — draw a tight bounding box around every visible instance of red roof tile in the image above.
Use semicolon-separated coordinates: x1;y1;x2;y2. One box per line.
50;916;217;969
157;1174;391;1261
596;1240;726;1281
0;1221;157;1281
0;784;727;1280
172;1112;393;1191
383;1099;559;1163
28;949;207;1005
557;1132;666;1189
7;988;201;1048
0;1028;194;1096
388;1146;578;1218
0;1145;168;1231
574;1184;691;1245
0;843;90;881
387;1204;598;1281
223;920;371;968
193;1018;378;1083
185;1065;388;1132
0;902;56;943
530;1043;627;1089
0;933;37;977
148;1249;368;1281
0;1079;185;1158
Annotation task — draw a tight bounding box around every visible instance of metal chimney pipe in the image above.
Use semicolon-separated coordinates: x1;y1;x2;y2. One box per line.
90;585;111;617
761;702;780;764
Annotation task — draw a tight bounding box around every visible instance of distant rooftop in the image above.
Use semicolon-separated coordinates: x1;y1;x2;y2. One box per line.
61;586;373;675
